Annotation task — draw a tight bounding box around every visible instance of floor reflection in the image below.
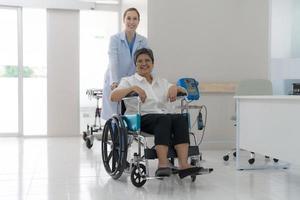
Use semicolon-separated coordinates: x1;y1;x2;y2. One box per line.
0;137;300;200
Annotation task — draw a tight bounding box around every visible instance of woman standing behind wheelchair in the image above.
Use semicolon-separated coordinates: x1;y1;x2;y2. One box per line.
110;48;202;178
101;8;148;121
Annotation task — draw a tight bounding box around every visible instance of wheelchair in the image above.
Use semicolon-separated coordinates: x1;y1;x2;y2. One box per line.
82;89;103;149
101;78;213;187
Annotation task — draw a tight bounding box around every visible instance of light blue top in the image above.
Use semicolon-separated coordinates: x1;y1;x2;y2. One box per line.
101;31;148;120
127;33;136;56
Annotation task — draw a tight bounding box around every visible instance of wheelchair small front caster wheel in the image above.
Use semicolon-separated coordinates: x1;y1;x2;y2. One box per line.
273;158;279;163
223;155;229;161
86;138;93;149
248;158;255;165
131;164;146;187
190;158;198;167
82;131;87;141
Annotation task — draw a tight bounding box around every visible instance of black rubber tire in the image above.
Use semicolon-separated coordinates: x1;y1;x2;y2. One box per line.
82;131;87;141
86;138;93;149
233;152;236;157
248;158;255;165
273;158;279;163
223;155;229;161
101;116;128;180
131;164;147;187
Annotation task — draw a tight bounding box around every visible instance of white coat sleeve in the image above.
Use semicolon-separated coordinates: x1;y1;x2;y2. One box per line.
108;35;119;85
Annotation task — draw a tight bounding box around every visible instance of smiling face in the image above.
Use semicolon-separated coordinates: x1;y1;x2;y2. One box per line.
135;53;154;77
123;10;140;33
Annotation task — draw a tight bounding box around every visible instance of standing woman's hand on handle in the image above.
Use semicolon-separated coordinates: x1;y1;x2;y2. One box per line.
110;82;119;90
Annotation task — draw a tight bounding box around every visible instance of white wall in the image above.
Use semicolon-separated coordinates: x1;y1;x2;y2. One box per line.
149;0;269;83
148;0;270;149
47;9;80;136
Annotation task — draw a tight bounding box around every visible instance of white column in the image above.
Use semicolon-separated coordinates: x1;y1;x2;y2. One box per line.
47;9;79;136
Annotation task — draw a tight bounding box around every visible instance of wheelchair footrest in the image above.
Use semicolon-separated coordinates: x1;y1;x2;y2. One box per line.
144;145;200;160
196;167;213;175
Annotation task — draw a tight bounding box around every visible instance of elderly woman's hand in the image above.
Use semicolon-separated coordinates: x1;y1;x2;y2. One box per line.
168;85;178;102
131;86;147;103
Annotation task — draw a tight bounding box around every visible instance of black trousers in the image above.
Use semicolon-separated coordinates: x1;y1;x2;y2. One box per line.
141;113;190;146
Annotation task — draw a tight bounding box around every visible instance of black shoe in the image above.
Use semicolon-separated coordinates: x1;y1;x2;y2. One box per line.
178;167;201;179
155;167;172;177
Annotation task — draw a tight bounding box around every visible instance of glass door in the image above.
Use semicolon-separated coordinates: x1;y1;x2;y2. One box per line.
22;8;47;136
0;7;19;135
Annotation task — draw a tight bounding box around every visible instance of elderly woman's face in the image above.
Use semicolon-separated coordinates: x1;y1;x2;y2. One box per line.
135;53;153;77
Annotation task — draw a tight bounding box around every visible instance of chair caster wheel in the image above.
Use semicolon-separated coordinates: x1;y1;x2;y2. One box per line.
233;152;236;157
223;155;229;161
248;158;255;165
86;138;93;149
273;158;279;163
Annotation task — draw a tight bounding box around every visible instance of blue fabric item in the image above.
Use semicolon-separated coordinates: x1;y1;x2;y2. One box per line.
126;33;136;56
122;114;141;132
177;78;200;101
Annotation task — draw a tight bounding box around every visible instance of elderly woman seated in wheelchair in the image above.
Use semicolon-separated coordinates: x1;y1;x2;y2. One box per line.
101;48;212;187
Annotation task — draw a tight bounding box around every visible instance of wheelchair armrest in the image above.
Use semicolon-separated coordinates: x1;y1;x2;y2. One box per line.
122;92;139;101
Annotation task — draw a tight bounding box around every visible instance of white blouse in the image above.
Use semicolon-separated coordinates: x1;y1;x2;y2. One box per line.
117;73;174;115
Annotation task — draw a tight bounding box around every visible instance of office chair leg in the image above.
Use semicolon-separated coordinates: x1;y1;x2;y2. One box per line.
265;155;279;163
223;149;237;161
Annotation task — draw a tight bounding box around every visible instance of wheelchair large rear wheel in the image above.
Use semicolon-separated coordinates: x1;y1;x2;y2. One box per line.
102;116;128;179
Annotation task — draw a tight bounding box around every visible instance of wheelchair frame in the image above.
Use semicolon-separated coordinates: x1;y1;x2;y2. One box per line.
82;89;103;149
101;94;212;187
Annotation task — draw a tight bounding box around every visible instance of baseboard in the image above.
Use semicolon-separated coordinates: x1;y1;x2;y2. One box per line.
199;141;235;150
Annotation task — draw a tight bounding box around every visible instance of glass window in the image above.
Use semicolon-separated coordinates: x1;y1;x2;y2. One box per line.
0;8;19;134
23;8;47;135
79;10;118;132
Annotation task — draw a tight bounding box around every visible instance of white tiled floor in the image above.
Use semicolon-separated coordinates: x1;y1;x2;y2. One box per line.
0;137;300;200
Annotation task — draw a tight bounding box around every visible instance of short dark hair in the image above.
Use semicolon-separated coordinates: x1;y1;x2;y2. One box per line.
123;7;140;21
134;48;154;65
